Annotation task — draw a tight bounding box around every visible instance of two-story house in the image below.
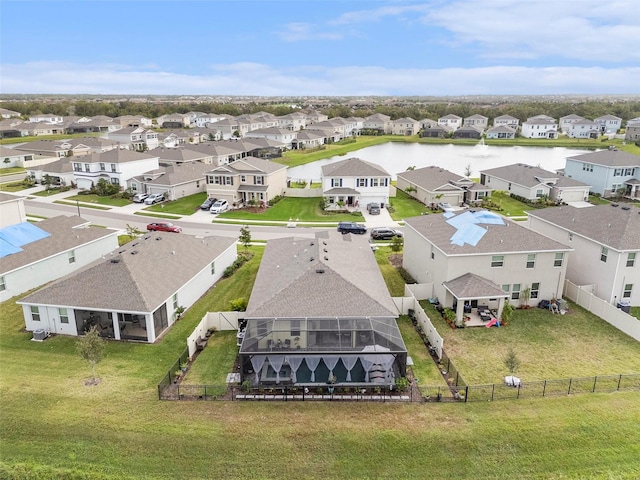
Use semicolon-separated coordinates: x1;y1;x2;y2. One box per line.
594;115;623;134
567;119;599;139
403;210;572;325
204;156;287;206
492;115;519;130
559;114;585;133
277;112;307;131
362;114;392;134
563;150;640;198
463;114;489;130
438;114;463;131
480;163;591;203
527;204;640;306
107;127;159;151
391;117;421;136
321;157;391;210
71;149;160;190
521;117;558;139
244;127;297;148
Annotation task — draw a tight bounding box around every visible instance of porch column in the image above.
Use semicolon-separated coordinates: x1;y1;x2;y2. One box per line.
455;300;465;326
112;311;121;340
497;298;505;321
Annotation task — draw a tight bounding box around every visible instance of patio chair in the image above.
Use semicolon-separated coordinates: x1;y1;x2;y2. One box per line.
284;339;291;349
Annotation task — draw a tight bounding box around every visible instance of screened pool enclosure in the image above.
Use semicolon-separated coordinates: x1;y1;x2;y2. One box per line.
239;316;407;386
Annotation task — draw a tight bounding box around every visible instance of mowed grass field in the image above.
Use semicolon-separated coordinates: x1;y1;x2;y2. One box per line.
1;246;640;478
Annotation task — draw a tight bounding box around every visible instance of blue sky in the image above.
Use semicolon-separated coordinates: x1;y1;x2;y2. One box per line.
1;0;638;96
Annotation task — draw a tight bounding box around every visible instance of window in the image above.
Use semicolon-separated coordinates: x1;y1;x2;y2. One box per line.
240;175;246;183
582;163;593;172
0;276;5;291
172;293;179;310
370;178;379;187
356;178;368;187
508;183;512;191
491;255;504;267
600;247;608;263
84;164;90;172
99;163;105;171
611;184;622;193
68;250;76;264
511;284;521;300
110;178;119;185
536;189;543;198
110;164;116;172
30;306;40;322
614;168;622;176
526;253;536;269
554;252;564;267
627;252;636;267
331;178;343;187
73;162;82;172
210;261;215;275
59;308;69;324
625;168;635;176
623;284;633;298
290;319;300;336
531;282;540;299
254;176;264;185
502;284;510;293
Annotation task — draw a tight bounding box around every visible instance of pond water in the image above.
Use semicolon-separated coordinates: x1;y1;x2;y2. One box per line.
287;143;593;182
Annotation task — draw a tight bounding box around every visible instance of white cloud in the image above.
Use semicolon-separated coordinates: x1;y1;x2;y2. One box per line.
277;22;344;42
2;61;638;96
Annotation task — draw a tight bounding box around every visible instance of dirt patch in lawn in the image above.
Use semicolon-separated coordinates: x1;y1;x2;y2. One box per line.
388;254;403;268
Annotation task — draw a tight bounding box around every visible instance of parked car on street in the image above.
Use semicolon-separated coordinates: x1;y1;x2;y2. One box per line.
337;222;367;234
144;193;165;205
366;202;381;215
146;222;182;233
200;197;217;210
209;199;229;214
370;227;403;240
132;193;149;203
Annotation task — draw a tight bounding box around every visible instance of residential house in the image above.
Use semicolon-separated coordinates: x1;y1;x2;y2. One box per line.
438;114;463;131
244;127;297;148
521;117;558;139
362;113;392;134
304;110;329;124
236;138;285;160
403;211;572;324
0;108;21;119
277;112;307;131
321;157;391;209
238;231;407;387
22;122;66;136
27;158;75;186
527;204;640;306
156;113;192;128
625;122;640;142
0;146;51;169
559;114;585;133
463;114;488;130
115;115;153;128
391;117;421;136
563;150;640;198
193;113;230;128
206;118;244;140
567;119;599;139
0;119;30;139
17;232;236;342
188;142;247;166
291;129;327;150
492;115;519;130
485;125;517;139
420;125;453;138
420;118;438;130
345;116;364;135
205;156;287;206
452;125;483;139
155;147;215;166
66;115;122;134
107;127;159;151
1;213;119;303
594;114;622;134
71;149;160;190
0;192;26;228
28;114;63;124
480;163;590;203
396;166;489;207
128;162;211;201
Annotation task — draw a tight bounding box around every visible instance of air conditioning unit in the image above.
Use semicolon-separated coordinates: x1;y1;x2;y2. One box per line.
32;328;49;342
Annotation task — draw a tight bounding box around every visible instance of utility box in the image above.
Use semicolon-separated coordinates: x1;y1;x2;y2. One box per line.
32;329;48;341
617;302;631;314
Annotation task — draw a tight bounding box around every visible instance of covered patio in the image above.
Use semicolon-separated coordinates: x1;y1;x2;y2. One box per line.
443;273;509;327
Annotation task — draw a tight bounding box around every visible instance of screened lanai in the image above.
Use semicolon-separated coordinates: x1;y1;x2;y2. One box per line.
239;316;407;386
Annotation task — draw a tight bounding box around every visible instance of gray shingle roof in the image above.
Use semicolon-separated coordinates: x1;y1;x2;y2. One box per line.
481;163;561;188
405;211;571;256
568;150;640;168
528;204;640;250
396;166;468;192
444;273;508;299
1;216;118;274
245;231;397;318
19;233;236;312
321;157;390;177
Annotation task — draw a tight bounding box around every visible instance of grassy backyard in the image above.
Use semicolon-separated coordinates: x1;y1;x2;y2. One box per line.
144;192;207;215
1;243;640;478
388;188;430;220
217;196;364;222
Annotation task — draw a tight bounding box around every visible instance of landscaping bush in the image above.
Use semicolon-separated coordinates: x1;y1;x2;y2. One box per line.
268;194;284;206
229;297;248;312
397;267;416;284
222;254;251;278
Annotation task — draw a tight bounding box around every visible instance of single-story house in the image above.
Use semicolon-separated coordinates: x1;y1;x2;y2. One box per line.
485;125;516;139
18;233;237;342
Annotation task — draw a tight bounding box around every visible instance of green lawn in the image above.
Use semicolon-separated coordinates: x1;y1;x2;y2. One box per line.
588;194;611;205
0;132;102;145
397;316;447;385
144;192;207;215
183;331;239;389
0;167;26;175
65;193;131;207
33;187;72;196
218;197;364;222
420;300;640;385
2;243;640;478
374;246;406;297
489;190;545;217
0;181;31;192
389;188;430;220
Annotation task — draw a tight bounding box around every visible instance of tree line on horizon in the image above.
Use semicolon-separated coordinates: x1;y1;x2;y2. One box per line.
3;99;639;124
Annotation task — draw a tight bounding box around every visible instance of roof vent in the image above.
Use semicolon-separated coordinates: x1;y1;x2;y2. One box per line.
324;256;329;261
310;257;314;261
132;242;139;247
131;250;138;255
621;206;630;210
315;268;325;274
323;248;328;253
612;203;619;207
156;236;162;240
323;241;327;245
310;242;314;246
110;258;121;263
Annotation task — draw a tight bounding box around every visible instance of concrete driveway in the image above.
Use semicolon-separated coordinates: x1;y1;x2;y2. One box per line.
360;206;401;228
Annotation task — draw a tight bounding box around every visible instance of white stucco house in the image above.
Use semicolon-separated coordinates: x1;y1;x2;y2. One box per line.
321;157;391;209
363;114;392;134
528;204;640;306
391;117;421;136
244;127;297;148
485;125;517;139
521;118;558;139
438;114;463;131
18;233;237;342
403;211;571;324
1;214;119;303
492;115;519;130
559;114;585;133
594;115;622;134
567;119;599;139
71;149;160;190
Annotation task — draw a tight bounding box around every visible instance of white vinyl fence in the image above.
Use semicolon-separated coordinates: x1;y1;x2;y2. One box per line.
564;280;640;342
404;283;444;359
186;311;240;357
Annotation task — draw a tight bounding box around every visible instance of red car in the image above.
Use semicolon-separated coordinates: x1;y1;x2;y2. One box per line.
146;222;182;233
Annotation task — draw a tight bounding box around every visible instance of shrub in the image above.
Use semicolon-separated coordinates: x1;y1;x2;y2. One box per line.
397;267;416;284
230;297;248;312
267;194;284;206
222;255;249;278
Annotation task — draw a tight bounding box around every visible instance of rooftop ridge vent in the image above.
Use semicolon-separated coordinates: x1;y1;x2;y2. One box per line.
315;268;325;274
131;250;138;255
621;206;631;210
